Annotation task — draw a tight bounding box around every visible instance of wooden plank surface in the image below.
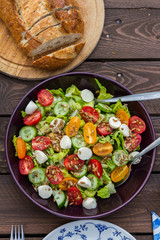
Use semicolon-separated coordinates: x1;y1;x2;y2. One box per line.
104;0;160;8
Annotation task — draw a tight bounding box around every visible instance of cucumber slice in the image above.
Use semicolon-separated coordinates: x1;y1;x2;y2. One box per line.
54;101;70;116
87;174;99;191
97;103;112;113
19;126;37;142
53;190;66;208
64;196;69;208
112;150;129;166
71;165;88;179
36;103;46;117
28;167;45;184
72;134;87;149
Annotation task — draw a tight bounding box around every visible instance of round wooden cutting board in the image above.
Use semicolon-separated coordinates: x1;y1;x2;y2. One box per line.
0;0;104;80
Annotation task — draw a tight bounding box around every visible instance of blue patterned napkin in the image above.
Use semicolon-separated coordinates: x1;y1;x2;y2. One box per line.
152;212;160;240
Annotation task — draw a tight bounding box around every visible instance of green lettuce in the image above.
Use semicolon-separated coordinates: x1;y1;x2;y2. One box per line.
95;78;113;100
111;99;131;117
65;85;80;97
97;182;116;199
49;88;65;98
48;149;69;163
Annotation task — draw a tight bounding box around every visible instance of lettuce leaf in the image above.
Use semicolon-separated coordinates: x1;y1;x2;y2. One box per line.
111;99;131;117
49;88;65;98
95;78;113;100
65;85;80;97
97;182;116;199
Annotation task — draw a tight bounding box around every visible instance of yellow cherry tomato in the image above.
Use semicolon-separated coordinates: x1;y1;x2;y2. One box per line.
111;165;129;183
116;109;129;125
66;116;81;137
93;142;113;156
59;177;78;191
17;138;26;159
83;122;97;144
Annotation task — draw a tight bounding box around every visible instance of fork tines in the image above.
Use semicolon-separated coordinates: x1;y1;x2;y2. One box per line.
10;225;24;240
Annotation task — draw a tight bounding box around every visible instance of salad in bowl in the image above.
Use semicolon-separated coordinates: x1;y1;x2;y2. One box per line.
12;78;146;210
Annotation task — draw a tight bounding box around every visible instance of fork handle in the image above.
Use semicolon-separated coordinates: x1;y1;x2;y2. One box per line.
132;137;160;163
96;91;160;103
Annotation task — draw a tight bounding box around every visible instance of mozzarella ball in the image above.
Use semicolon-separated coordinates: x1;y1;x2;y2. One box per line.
35;150;48;164
38;185;53;199
119;124;130;137
60;135;71;149
78;176;91;188
82;197;97;209
109;117;121;129
78;147;92;160
25;100;38;114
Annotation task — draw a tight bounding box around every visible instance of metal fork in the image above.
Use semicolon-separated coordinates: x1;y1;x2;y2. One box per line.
10;225;25;240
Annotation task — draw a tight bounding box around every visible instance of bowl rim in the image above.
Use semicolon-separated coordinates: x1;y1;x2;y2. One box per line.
5;71;156;219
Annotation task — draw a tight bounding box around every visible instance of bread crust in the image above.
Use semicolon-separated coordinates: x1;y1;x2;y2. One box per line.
0;0;85;69
32;42;85;69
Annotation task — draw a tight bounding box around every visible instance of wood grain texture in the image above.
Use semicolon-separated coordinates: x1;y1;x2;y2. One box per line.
0;0;104;80
90;8;160;59
0;174;159;235
104;0;160;8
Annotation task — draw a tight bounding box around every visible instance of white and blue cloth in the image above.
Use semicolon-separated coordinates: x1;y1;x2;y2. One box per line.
152;212;160;240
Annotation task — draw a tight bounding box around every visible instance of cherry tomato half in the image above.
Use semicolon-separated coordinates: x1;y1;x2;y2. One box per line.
67;187;83;206
111;164;129;183
37;89;54;106
66;116;81;137
64;154;84;171
129;116;146;134
83;122;97;145
88;159;103;178
17;138;26;159
23;110;41;126
32;136;50;150
124;133;142;152
46;165;63;185
93;142;113;156
19;155;34;175
80;106;99;123
59;177;78;190
116;109;129;126
97;122;113;136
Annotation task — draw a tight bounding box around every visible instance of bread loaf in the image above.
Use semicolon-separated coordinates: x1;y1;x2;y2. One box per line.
0;0;85;70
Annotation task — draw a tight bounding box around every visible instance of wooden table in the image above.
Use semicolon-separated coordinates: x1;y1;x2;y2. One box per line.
1;1;160;239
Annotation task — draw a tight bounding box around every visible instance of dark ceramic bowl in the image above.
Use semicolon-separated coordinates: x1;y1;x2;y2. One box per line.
5;72;156;219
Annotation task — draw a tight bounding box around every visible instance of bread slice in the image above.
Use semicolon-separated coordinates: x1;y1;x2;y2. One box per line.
32;42;85;70
0;0;84;57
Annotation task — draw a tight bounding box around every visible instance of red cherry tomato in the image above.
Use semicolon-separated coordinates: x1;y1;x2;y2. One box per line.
88;159;103;178
67;187;83;206
46;165;63;185
124;133;142;152
97;122;113;136
32;136;50;150
80;106;99;123
37;89;54;106
23;110;41;126
64;154;85;171
19;155;34;175
129;116;146;134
